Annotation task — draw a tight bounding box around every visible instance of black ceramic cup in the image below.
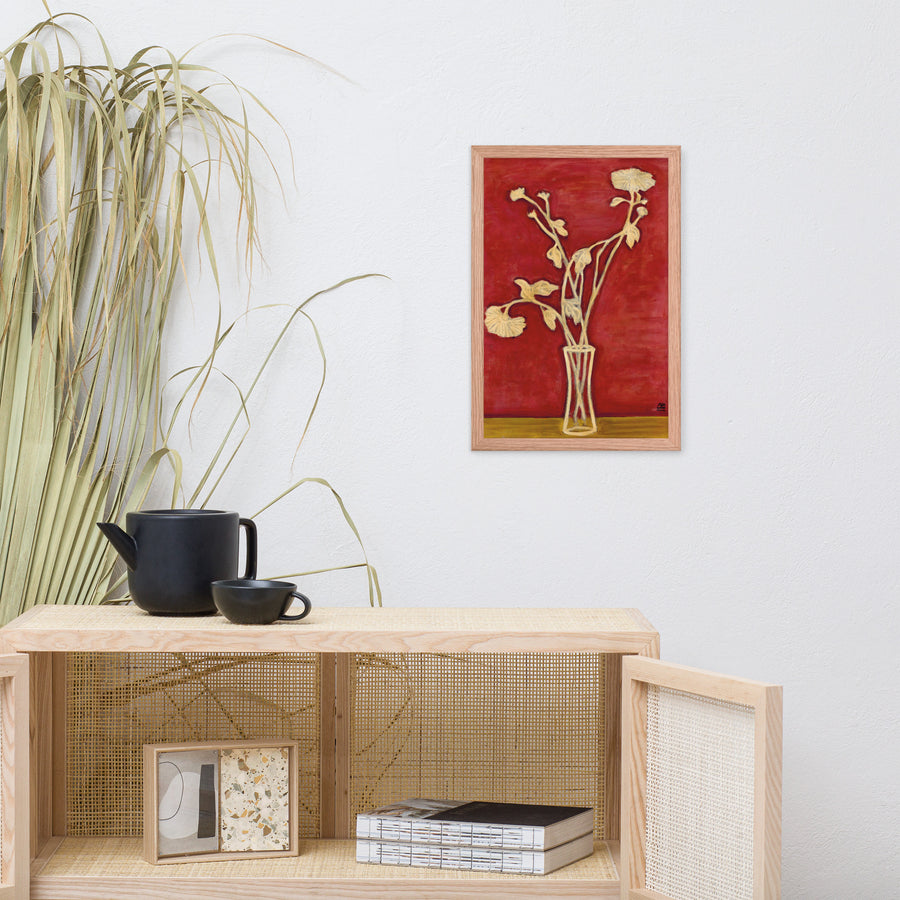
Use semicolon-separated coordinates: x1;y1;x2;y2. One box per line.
211;579;312;625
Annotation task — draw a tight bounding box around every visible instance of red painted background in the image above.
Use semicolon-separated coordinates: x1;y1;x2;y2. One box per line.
482;156;669;418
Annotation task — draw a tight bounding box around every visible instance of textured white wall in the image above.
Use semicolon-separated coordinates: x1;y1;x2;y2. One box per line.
8;1;898;894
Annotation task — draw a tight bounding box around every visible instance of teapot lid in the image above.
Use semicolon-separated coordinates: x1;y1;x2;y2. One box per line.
130;509;237;517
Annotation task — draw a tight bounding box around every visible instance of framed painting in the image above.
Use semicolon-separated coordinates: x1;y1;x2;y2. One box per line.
472;146;680;450
143;739;299;864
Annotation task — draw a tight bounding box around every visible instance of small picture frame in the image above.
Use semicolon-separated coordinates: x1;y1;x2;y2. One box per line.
143;739;299;864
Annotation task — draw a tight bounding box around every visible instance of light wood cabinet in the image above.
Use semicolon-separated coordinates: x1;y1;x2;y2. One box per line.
0;605;780;899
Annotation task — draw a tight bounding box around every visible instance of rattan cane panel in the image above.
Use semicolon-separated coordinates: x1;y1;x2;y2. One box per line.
66;653;320;837
645;685;755;900
37;837;618;880
349;653;606;838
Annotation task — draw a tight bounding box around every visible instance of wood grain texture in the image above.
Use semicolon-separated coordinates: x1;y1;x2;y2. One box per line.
332;654;352;839
604;654;622;842
140;747;154;865
623;656;776;709
471;145;681;452
1;606;659;655
0;654;29;899
619;657;782;900
50;654;65;837
757;685;783;900
620;664;648;899
318;653;337;838
471;147;486;451
30;836;62;878
28;653;52;859
608;839;621;878
666;149;682;451
31;877;621;899
319;654;352;839
627;610;658;636
474;146;682;159
627;889;675;900
471;436;678;452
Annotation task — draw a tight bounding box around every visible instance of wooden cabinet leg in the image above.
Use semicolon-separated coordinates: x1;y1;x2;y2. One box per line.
29;652;66;859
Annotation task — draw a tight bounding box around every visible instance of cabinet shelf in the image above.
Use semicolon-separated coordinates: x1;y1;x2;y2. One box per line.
31;838;621;899
1;604;658;654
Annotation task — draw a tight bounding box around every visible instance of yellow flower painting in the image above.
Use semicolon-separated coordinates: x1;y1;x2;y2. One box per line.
472;146;681;450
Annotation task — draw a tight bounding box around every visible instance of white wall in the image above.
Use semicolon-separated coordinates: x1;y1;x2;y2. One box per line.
8;1;898;894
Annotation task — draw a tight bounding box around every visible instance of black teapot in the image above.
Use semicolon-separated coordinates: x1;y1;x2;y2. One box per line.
97;509;257;615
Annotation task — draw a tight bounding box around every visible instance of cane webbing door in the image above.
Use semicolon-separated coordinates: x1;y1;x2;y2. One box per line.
0;655;28;900
621;657;781;900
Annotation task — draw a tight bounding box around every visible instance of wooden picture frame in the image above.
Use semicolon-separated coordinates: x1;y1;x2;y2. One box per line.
472;145;681;450
621;657;782;899
143;739;299;864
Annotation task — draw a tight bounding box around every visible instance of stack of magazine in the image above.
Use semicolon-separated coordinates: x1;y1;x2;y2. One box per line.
356;798;594;875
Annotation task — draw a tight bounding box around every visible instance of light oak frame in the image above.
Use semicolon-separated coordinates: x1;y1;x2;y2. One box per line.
142;739;300;865
0;654;29;900
472;145;681;451
620;656;782;900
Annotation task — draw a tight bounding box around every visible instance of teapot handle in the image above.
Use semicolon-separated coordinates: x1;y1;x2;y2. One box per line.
239;518;257;579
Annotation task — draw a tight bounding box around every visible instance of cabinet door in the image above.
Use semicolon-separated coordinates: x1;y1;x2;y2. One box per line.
621;656;781;900
0;655;28;900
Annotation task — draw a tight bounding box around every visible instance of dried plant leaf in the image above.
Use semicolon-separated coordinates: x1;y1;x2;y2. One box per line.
252;476;381;606
0;13;380;622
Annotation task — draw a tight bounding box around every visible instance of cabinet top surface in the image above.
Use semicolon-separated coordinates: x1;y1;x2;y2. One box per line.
0;605;657;653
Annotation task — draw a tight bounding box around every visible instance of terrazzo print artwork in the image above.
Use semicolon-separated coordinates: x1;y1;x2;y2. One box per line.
219;747;291;851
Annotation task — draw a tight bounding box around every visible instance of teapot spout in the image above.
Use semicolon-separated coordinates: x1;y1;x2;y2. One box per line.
96;522;138;570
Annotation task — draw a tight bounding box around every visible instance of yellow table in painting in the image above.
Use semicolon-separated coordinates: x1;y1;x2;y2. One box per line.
483;417;668;440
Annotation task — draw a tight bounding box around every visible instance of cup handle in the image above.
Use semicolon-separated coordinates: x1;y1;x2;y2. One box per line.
279;592;312;621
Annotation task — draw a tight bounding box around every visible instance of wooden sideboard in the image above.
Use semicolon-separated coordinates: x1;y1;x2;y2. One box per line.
0;605;779;900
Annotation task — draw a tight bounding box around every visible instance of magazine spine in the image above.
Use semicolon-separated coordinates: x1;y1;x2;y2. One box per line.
355;839;550;874
356;816;544;849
